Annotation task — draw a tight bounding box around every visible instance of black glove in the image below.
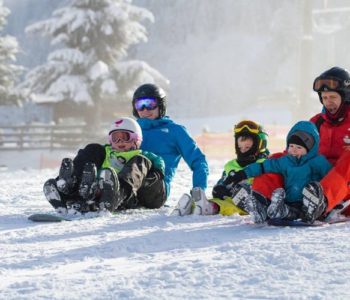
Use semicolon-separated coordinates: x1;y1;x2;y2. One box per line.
223;170;247;186
212;184;231;199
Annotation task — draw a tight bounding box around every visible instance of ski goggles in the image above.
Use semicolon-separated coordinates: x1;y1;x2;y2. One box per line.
134;98;158;111
234;120;261;135
313;77;341;92
110;130;138;143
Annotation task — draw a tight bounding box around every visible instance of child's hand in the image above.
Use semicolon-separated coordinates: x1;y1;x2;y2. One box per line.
212;184;231;199
223;170;247;186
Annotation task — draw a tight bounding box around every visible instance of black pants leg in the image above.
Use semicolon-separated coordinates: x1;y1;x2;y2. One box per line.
117;155;166;210
137;170;166;209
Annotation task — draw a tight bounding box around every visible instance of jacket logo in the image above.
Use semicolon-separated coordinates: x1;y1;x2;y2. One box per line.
344;135;350;144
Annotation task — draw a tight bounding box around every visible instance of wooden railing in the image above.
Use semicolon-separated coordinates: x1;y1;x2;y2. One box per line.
0;124;104;151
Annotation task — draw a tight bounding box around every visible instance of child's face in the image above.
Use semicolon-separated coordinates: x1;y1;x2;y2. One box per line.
110;131;136;152
288;143;307;159
237;136;254;153
112;140;134;152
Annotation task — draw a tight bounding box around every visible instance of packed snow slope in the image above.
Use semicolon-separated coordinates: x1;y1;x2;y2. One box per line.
1;160;350;300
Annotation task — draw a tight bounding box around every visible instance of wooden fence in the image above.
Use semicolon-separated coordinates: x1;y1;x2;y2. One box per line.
0;123;289;156
0;124;104;151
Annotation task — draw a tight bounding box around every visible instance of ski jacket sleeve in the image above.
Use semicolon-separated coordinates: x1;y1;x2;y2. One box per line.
142;151;165;175
311;155;332;180
174;125;209;190
244;156;285;179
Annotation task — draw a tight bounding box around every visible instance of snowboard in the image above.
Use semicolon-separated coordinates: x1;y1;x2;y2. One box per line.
28;211;111;222
267;217;350;227
28;213;73;222
268;199;350;227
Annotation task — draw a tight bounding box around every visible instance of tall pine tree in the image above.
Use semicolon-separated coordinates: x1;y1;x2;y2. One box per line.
22;0;167;124
0;0;23;105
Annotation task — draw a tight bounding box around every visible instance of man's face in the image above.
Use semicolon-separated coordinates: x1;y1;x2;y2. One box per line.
321;91;342;114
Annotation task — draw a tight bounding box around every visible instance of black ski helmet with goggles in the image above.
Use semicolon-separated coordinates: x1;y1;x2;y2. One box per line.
313;66;350;104
233;120;269;165
132;83;167;118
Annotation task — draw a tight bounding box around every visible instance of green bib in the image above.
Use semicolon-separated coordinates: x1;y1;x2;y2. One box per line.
102;145;141;173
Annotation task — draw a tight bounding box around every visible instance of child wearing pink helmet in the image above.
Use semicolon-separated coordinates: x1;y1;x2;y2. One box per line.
43;117;166;215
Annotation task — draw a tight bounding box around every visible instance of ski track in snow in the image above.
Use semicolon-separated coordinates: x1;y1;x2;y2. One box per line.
1;161;350;299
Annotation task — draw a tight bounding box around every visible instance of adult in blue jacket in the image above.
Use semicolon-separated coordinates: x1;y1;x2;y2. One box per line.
225;120;332;222
131;83;209;197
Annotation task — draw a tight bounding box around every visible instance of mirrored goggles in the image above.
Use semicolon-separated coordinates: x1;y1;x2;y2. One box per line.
313;77;340;92
234;120;261;135
110;130;138;143
134;98;158;111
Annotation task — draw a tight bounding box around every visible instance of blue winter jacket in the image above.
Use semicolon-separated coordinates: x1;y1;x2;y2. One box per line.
137;117;209;196
244;121;332;203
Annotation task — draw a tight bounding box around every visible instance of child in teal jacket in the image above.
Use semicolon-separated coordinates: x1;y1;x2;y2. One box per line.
225;121;332;223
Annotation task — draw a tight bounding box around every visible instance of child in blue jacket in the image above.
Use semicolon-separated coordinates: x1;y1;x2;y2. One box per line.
224;121;332;223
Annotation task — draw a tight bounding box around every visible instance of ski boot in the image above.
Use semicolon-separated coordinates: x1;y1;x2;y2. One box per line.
244;192;269;223
56;158;77;195
267;188;302;220
192;187;217;215
324;200;350;222
78;162;98;204
230;183;250;212
98;168;119;212
43;179;67;214
302;182;327;223
267;188;288;219
171;193;193;216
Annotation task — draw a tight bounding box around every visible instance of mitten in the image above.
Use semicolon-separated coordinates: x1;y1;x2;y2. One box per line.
223;170;247;186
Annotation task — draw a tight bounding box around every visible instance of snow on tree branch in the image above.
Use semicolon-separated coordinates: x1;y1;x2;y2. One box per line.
22;0;168;122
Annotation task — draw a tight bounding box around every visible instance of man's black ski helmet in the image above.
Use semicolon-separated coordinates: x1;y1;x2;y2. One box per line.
132;83;167;118
313;66;350;103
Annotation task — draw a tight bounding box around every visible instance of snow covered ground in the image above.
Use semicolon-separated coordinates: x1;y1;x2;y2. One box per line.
1;160;350;300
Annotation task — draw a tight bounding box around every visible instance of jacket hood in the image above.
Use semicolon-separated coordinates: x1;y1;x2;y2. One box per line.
286;121;320;160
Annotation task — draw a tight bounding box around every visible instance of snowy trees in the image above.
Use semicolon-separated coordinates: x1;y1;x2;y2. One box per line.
0;0;23;105
22;0;167;124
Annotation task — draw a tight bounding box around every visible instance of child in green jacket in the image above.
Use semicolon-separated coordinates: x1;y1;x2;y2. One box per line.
172;120;269;216
44;117;166;215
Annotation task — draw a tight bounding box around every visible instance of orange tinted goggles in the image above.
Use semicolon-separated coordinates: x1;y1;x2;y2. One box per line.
313;78;340;91
234;120;261;134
